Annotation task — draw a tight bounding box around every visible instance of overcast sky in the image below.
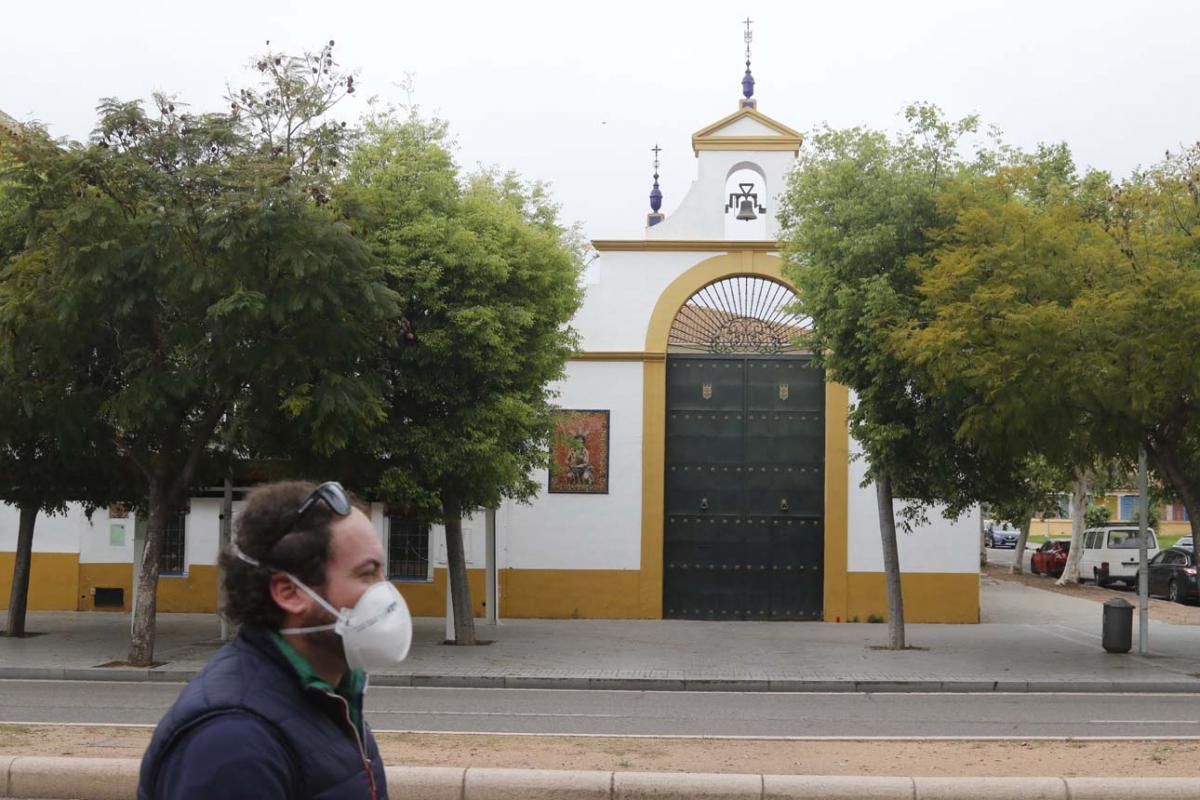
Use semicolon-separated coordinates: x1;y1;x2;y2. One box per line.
5;1;1199;239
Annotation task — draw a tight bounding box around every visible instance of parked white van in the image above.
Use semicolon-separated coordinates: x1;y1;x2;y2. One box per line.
1078;526;1159;587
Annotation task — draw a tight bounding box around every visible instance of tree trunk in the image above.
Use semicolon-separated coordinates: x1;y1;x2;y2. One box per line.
1057;470;1089;586
979;512;987;568
1145;436;1200;547
1010;513;1033;575
876;476;905;650
128;480;167;666
442;498;477;646
218;471;233;641
4;506;39;637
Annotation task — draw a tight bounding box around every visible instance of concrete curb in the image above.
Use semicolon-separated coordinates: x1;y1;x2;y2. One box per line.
2;666;1199;693
3;759;1200;799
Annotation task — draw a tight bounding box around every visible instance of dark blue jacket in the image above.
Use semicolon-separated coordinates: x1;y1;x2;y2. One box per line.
138;626;388;800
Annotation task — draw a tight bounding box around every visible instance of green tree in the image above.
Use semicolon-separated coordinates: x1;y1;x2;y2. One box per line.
897;142;1200;576
1102;146;1200;542
0;49;397;664
339;112;584;644
778;104;1001;649
1;125;130;636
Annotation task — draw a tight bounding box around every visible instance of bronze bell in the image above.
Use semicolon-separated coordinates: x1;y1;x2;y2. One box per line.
735;198;758;221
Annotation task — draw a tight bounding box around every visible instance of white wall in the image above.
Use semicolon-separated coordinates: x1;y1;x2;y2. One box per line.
845;414;979;574
648;148;794;241
77;508;128;564
499;360;644;570
0;502;83;553
575;250;710;352
184;498;225;568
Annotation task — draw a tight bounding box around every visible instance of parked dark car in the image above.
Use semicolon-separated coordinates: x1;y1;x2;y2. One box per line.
1030;540;1071;577
1134;547;1199;604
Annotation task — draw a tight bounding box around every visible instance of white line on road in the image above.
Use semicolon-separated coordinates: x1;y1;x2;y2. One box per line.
1089;720;1200;725
383;710;628;718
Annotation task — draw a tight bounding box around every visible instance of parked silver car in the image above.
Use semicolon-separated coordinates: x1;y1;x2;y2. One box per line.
986;525;1019;548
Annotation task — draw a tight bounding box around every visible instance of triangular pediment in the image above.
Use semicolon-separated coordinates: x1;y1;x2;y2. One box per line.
692;107;803;155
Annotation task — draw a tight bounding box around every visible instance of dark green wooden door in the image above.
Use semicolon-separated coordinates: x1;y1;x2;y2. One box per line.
663;355;825;620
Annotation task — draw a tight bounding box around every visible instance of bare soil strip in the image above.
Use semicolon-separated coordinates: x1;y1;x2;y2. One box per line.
3;725;1199;777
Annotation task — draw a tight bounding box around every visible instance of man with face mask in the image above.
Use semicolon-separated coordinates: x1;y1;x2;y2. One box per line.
138;480;412;800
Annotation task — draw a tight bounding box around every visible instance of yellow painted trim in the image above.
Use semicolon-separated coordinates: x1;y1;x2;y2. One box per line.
844;572;980;624
691;108;804;156
0;552;79;611
501;569;645;619
693;138;802;154
77;563;133;612
394;568;488;618
156;565;219;613
571;351;665;363
691;107;805;141
823;381;851;621
639;357;667;617
591;240;778;253
640;253;857;620
644;252;787;352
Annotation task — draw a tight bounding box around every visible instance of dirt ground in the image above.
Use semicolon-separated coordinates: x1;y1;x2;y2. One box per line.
983;563;1200;626
3;725;1200;777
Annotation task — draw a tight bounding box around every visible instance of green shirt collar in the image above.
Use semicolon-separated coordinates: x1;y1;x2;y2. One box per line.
268;630;367;730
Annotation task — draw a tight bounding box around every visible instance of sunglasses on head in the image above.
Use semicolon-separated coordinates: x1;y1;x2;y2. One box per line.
283;481;352;535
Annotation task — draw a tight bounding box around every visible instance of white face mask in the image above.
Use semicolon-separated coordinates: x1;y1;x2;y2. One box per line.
233;544;413;672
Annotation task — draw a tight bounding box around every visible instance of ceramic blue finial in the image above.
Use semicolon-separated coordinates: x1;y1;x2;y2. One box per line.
649;144;663;212
741;17;755;99
647;144;665;227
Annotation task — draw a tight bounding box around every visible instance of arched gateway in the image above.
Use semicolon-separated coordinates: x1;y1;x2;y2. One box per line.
663;276;825;619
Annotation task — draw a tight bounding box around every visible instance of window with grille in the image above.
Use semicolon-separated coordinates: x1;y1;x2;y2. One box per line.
387;514;431;580
160;511;187;575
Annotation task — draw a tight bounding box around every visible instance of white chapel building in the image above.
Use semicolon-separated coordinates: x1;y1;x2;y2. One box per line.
0;57;980;624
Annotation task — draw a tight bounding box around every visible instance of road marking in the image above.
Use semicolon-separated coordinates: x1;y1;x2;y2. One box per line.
0;720;156;728
1089;720;1200;725
385;710;627;718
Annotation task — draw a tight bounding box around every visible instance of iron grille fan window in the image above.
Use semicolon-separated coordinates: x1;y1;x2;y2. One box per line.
160;511;187;575
388;514;431;580
668;276;810;354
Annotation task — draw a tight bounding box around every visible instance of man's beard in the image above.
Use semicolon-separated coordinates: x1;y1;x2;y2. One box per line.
298;604;348;667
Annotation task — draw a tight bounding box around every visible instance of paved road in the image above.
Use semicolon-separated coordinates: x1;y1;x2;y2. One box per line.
3;680;1199;738
987;546;1026;569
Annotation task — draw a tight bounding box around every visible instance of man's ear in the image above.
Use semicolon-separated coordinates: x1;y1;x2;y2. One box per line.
268;573;310;616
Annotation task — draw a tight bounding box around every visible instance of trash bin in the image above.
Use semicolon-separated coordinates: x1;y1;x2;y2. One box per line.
1102;597;1133;653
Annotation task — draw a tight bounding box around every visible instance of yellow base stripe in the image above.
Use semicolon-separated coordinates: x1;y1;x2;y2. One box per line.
0;552;79;611
501;569;648;619
841;572;980;624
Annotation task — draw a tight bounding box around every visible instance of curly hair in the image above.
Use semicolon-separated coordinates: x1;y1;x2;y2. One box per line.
219;480;346;630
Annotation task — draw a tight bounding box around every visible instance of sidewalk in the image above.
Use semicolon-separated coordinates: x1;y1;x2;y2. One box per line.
3;576;1200;692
